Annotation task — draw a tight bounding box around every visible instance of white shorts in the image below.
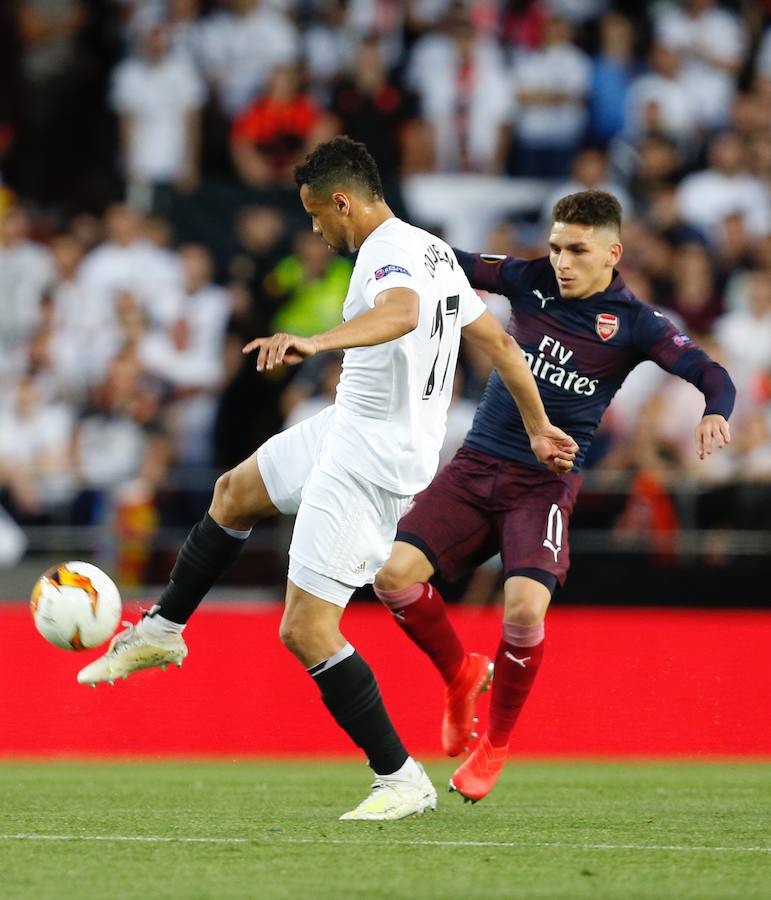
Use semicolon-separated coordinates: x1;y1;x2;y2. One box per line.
257;406;412;607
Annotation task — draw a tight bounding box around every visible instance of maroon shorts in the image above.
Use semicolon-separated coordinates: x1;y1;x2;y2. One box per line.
396;447;582;588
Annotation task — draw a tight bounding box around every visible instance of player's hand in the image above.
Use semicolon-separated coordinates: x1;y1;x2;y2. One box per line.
242;333;319;371
695;414;731;460
530;424;579;475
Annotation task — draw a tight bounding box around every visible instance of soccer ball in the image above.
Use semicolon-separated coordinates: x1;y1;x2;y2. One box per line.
30;561;122;650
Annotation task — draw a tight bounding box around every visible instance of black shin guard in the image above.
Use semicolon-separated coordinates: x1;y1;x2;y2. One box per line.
156;513;248;624
310;650;408;775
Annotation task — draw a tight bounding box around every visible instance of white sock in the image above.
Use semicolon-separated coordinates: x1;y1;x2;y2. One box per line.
382;756;422;783
141;610;185;639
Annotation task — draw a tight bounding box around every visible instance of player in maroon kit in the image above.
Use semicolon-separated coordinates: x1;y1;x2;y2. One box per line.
372;190;736;802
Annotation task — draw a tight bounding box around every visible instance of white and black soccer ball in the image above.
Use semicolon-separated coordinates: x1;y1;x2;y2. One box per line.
30;561;122;650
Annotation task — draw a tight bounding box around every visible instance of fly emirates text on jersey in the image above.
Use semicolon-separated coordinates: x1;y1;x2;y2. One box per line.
521;334;599;397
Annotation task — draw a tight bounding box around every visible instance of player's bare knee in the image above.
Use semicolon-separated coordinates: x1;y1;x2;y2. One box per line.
375;544;433;594
503;577;551;625
374;563;411;594
504;593;550;626
507;601;547;626
278;617;302;655
211;469;251;528
278;606;314;658
210;471;235;516
279;612;341;667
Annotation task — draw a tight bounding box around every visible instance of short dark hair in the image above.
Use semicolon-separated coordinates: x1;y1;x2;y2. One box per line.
294;136;383;200
552;190;622;233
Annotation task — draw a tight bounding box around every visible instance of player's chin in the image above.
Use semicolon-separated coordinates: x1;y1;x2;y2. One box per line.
322;235;345;254
557;284;580;298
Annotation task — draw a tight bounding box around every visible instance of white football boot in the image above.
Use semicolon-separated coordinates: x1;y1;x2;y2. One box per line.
77;620;188;686
339;763;437;821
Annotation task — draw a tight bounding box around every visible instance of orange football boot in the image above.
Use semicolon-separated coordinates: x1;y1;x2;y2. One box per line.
442;652;494;757
448;733;508;802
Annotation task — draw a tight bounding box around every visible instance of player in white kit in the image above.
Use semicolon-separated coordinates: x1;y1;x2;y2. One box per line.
78;137;577;820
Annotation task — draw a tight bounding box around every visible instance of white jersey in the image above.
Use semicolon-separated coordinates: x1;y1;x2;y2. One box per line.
325;217;486;495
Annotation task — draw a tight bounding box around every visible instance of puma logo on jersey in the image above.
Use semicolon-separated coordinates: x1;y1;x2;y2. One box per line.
532;289;554;308
505;651;531;668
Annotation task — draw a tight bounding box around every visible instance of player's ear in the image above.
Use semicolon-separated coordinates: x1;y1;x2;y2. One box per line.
608;241;623;267
332;192;350;215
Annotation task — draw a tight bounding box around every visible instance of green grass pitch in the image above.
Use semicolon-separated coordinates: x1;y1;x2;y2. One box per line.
1;760;769;900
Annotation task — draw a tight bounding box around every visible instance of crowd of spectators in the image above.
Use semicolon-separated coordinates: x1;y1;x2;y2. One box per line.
0;0;770;578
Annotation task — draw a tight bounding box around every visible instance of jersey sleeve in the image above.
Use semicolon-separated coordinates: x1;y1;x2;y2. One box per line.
359;239;418;308
632;306;736;419
459;283;486;327
453;250;533;296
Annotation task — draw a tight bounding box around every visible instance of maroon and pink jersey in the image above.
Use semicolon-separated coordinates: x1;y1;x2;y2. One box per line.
456;252;736;472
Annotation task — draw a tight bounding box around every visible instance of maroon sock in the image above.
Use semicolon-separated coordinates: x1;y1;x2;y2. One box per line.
488;622;545;748
375;582;466;684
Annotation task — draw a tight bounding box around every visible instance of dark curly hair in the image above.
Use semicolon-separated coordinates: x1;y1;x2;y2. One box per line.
294;136;383;199
552;190;622;233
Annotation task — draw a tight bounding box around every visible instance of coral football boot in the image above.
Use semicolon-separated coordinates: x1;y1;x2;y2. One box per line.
442;652;493;757
448;733;508;803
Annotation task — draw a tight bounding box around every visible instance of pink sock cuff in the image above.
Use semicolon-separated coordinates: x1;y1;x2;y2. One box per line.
374;582;424;610
503;621;544;647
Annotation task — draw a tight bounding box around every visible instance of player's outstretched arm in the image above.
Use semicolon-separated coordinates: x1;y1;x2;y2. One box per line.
633;307;736;461
453;249;526;295
462;309;578;474
695;414;731;460
242;332;319;371
243;287;419;370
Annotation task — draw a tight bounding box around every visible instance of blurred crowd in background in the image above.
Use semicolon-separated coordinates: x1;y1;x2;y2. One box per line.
0;0;770;585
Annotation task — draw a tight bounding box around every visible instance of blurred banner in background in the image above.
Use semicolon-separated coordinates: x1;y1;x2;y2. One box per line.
4;603;771;756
